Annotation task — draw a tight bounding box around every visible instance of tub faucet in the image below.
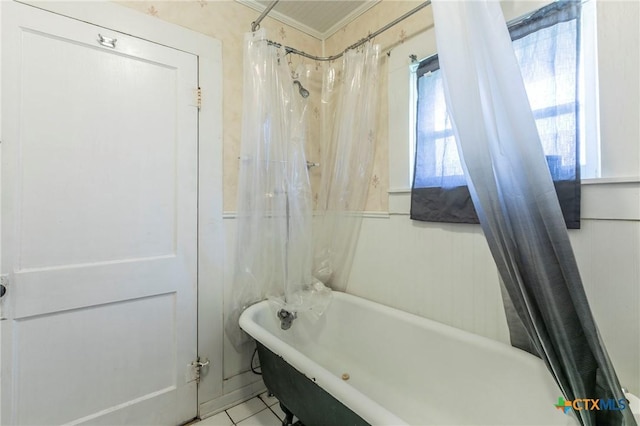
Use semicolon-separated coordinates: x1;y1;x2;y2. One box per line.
277;309;297;330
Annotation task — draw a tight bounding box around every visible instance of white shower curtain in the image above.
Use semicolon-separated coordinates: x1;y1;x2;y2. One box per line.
226;30;330;348
431;1;634;425
313;42;380;291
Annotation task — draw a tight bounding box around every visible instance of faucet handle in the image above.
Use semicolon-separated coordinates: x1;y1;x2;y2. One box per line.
277;309;297;330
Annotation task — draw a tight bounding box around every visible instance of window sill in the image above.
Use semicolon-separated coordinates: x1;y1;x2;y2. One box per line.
389;180;640;221
388;188;412;194
389;177;640;193
582;176;640;185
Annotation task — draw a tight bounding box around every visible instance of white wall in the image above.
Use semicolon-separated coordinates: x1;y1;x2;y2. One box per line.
597;1;640;178
349;0;640;395
198;216;265;416
349;198;640;394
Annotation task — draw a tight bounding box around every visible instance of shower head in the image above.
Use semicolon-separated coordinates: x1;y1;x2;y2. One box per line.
293;80;310;98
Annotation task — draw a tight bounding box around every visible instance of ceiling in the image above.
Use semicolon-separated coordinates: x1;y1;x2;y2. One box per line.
237;0;380;40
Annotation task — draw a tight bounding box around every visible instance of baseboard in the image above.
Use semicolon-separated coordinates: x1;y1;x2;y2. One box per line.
198;378;266;420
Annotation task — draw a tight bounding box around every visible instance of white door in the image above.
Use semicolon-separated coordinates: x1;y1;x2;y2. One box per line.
1;2;199;425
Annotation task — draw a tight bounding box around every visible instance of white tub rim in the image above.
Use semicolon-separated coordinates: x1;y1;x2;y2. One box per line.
240;293;407;425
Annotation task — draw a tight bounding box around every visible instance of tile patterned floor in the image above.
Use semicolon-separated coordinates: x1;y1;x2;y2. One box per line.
196;392;299;426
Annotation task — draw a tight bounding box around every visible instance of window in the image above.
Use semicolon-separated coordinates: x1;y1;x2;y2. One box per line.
410;1;596;229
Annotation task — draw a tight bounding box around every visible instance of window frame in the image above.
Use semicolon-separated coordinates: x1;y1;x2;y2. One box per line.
409;1;587;229
395;0;600;192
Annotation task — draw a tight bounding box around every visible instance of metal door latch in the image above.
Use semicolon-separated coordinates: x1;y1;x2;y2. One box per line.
187;358;210;383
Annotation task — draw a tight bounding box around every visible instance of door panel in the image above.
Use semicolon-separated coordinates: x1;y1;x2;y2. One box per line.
15;294;176;425
18;28;177;270
1;2;199;424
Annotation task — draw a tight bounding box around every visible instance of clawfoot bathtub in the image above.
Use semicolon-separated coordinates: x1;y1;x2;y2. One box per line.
240;292;636;425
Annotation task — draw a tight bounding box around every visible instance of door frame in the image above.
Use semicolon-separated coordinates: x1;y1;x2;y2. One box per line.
0;0;224;416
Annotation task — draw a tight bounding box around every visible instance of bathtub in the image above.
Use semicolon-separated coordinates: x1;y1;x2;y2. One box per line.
239;292;636;425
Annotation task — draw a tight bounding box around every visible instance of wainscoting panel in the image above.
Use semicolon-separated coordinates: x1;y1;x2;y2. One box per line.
348;214;640;395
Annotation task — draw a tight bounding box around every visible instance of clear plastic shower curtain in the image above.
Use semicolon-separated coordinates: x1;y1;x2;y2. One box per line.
313;43;380;291
226;30;330;348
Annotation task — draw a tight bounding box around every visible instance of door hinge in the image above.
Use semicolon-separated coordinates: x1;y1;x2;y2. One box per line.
187;357;210;384
195;88;202;110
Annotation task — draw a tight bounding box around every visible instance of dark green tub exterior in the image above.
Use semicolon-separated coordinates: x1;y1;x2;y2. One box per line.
256;342;370;426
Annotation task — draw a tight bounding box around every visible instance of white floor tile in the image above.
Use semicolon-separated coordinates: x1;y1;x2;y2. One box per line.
269;404;285;421
258;391;279;407
198;411;234;426
226;397;269;423
236;408;281;426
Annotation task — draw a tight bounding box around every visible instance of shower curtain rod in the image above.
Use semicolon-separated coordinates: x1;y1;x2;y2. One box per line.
250;0;432;62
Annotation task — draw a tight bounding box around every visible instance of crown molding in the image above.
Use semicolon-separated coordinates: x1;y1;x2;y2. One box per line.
236;0;380;40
